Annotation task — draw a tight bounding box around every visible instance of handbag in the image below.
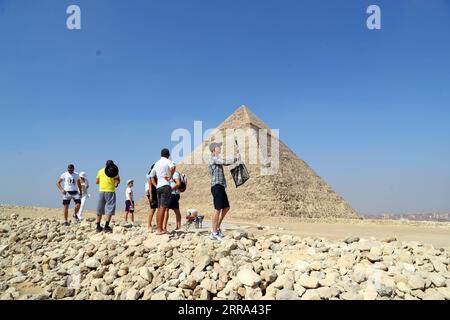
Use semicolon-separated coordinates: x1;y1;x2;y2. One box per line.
230;162;250;187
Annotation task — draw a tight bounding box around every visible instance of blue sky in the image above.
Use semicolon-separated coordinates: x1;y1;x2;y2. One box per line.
0;0;449;214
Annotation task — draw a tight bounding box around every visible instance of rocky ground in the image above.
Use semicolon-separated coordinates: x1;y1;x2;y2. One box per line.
1;212;449;300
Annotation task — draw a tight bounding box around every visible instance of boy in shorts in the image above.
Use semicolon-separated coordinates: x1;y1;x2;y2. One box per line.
124;179;135;225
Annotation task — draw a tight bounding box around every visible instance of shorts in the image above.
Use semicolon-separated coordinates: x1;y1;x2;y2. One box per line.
168;194;180;210
156;185;171;208
125;200;135;213
97;192;116;216
63;191;81;205
211;184;230;210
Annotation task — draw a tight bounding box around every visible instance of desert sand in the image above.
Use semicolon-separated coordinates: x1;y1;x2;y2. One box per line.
2;205;449;248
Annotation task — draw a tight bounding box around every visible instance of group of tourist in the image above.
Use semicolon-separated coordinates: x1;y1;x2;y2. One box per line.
56;143;240;240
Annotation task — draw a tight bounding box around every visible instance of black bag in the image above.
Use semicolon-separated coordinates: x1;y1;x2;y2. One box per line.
230;163;250;187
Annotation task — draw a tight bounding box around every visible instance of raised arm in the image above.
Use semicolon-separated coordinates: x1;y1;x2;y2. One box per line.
211;156;238;166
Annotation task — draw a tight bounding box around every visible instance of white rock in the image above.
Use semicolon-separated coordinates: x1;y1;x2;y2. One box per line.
237;269;261;287
408;275;425;291
429;274;446;288
139;267;153;282
301;289;321;300
125;288;139;300
294;261;310;273
85;257;100;269
276;289;299;300
298;274;319;289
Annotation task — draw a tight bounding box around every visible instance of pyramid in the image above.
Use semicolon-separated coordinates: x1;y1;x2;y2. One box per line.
142;106;358;220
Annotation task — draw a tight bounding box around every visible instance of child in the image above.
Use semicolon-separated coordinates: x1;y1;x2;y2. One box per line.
124;179;135;225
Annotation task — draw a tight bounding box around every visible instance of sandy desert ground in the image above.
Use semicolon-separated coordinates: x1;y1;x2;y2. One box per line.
2;205;449;248
0;205;449;300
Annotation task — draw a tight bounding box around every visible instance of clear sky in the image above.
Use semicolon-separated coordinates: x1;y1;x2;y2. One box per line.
0;0;449;214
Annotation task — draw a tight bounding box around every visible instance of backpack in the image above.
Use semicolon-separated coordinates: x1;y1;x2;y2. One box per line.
177;173;187;193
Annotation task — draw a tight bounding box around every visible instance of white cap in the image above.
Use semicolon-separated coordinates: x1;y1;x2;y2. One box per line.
79;172;87;178
127;179;134;185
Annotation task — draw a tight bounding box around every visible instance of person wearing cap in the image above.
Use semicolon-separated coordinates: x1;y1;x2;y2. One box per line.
149;148;176;235
95;160;120;233
56;164;82;226
77;171;90;220
208;142;240;241
124;179;135;225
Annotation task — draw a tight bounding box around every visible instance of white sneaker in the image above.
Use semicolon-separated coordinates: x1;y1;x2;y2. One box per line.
76;213;83;221
217;229;224;237
210;232;224;241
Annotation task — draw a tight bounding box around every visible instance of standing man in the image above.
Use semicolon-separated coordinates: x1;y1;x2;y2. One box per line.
208;142;239;241
56;164;82;226
149;148;175;235
96;160;120;233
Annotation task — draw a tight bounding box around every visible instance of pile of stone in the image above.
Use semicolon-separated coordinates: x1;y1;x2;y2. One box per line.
0;215;449;300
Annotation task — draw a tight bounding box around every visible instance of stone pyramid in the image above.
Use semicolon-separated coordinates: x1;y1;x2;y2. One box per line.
143;105;358;220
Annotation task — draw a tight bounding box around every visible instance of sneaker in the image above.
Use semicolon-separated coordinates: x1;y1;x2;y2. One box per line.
104;226;113;233
217;229;224;238
96;225;104;233
76;213;83;221
210;232;224;241
215;232;224;241
63;221;70;227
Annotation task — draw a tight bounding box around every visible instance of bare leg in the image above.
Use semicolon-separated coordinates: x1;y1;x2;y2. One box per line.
156;207;165;234
218;207;230;230
148;208;156;230
130;213;134;223
74;203;81;215
174;209;182;230
124;211;128;222
96;215;102;224
63;204;69;222
212;209;220;233
163;208;169;231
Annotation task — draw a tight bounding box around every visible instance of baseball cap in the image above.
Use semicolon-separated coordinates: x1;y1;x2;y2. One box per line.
209;142;223;152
